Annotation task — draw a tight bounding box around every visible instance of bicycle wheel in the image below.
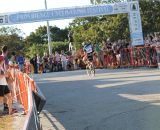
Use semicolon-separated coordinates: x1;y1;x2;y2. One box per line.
86;64;91;76
90;62;95;76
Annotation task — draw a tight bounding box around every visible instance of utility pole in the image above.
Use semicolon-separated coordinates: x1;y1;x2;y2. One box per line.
44;0;52;55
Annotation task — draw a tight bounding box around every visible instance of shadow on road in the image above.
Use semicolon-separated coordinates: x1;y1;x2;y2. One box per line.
37;69;160;130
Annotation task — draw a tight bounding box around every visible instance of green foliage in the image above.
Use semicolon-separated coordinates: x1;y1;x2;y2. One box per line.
70;14;130;43
25;25;69;44
70;0;160;45
50;26;68;42
24;42;69;57
24;44;47;58
140;0;160;35
0;27;25;55
52;42;69;53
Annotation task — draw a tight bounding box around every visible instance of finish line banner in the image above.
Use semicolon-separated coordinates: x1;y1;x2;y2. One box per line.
0;1;144;46
0;3;129;24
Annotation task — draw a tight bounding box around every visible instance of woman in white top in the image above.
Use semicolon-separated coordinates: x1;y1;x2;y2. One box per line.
61;51;67;71
0;55;12;114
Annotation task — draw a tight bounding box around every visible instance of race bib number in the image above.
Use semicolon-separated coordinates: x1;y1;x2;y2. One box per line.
85;45;92;53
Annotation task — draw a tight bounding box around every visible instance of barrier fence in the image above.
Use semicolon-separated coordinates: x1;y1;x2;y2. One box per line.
21;46;160;74
10;68;46;130
100;46;159;69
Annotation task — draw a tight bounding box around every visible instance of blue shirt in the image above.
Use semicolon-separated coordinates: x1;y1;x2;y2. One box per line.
17;56;24;65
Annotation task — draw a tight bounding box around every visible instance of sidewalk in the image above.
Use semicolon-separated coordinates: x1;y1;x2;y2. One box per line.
40;110;66;130
0;102;26;130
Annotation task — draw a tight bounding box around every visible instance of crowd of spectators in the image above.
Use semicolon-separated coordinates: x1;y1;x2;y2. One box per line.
30;50;74;74
144;33;160;47
74;33;160;69
5;32;159;74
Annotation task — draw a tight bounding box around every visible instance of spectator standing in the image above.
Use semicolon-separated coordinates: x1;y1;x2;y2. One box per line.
55;51;60;63
42;53;48;73
10;52;16;65
0;55;12;115
1;45;10;113
17;54;25;72
61;50;67;71
33;55;38;74
24;57;31;74
37;54;41;73
55;51;62;71
48;54;54;72
95;43;103;68
102;40;108;68
1;45;9;70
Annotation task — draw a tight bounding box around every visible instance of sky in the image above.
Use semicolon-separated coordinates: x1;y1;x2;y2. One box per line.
0;0;91;36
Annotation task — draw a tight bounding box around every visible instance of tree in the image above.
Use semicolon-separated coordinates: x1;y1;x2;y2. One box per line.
25;26;69;44
50;26;68;42
90;0;160;36
25;42;69;58
0;27;25;55
24;44;48;58
25;26;47;44
140;0;160;35
69;0;160;47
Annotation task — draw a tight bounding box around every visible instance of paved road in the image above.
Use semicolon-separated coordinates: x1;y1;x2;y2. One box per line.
35;69;160;130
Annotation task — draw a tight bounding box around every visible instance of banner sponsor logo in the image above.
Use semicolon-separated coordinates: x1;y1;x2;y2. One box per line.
9;5;114;23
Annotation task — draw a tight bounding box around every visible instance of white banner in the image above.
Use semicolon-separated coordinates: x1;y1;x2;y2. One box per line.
0;1;144;46
129;2;144;45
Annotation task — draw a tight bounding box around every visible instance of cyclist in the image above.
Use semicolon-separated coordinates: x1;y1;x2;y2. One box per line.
82;40;94;64
82;40;95;76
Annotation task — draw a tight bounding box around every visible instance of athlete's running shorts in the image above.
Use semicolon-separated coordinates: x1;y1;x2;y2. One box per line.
0;85;10;96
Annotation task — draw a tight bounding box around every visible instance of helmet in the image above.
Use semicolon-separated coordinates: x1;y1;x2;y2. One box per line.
82;42;86;46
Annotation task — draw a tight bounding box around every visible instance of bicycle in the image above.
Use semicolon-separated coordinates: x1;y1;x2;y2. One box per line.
86;60;95;77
